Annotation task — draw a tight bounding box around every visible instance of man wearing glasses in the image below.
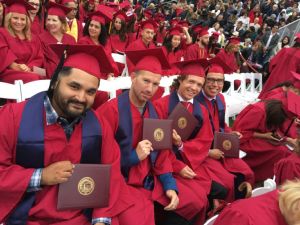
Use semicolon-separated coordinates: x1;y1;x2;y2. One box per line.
62;0;83;41
196;57;254;201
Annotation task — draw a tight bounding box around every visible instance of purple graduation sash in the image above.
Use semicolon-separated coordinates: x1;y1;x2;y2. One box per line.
115;91;158;189
6;92;102;225
196;92;225;133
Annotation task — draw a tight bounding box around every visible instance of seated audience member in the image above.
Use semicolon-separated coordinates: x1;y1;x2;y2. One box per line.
0;44;133;225
214;179;300;225
0;0;44;84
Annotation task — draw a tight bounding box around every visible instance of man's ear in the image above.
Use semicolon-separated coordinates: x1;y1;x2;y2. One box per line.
130;71;137;81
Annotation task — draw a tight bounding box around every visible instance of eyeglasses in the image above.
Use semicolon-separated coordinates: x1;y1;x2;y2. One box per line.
206;77;224;85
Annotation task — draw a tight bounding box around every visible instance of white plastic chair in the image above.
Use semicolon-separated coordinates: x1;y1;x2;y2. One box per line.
111;53;129;77
204;214;219;225
252;178;276;197
20;80;51;101
98;78;118;100
240;73;262;103
0;80;22;103
159;75;178;97
223;73;249;124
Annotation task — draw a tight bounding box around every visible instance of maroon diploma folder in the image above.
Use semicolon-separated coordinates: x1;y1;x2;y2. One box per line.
213;132;240;158
57;164;111;210
168;103;198;141
142;118;173;149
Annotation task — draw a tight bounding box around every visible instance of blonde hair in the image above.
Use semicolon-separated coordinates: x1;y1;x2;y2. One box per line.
4;12;31;40
279;179;300;224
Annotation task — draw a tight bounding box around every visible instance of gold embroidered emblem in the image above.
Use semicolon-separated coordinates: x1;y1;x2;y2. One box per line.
78;177;95;196
222;140;232;151
178;117;187;129
154;128;164;142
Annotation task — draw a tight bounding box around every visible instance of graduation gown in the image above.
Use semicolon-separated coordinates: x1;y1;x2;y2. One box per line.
30;16;44;36
154;94;236;202
261;89;298;139
232;101;292;182
259;47;300;99
98;93;207;225
107;34;129;77
214;190;288;225
274;153;300;185
197;93;255;186
97;95;174;225
39;31;76;78
184;43;209;60
216;48;239;72
0;97;133;224
108;34;128;53
0;28;43;83
163;46;183;76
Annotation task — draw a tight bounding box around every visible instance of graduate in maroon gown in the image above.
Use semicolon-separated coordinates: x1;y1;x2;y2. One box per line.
39;2;76;78
126;19;157;51
126;19;164;100
62;0;83;42
214;180;300;225
78;11;118;109
0;0;44;84
108;10;129;77
259;34;300;99
0;44;133;225
153;60;232;215
97;48;206;225
195;57;254;199
78;11;115;67
162;26;184;75
108;10;129;53
215;37;241;73
274;96;300;186
232;99;296;182
27;0;44;35
184;25;209;60
259;72;300;139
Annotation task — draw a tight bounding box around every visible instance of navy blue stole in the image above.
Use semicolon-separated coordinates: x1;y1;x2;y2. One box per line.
7;92;102;225
196;92;225;133
168;92;204;160
115;91;158;182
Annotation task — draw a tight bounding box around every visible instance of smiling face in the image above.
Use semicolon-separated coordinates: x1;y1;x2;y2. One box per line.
203;72;224;98
46;15;63;34
177;75;205;101
10;12;27;33
88;20;101;39
171;34;181;49
51;68;99;119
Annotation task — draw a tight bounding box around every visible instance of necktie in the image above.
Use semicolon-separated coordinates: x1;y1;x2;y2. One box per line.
211;99;216;115
181;101;190;109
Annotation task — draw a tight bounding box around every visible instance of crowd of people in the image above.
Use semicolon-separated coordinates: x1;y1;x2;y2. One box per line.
0;0;300;225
